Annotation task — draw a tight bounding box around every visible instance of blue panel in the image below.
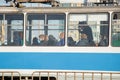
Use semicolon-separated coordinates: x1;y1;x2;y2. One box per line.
0;52;120;71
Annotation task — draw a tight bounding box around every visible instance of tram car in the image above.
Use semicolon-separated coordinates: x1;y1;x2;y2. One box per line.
0;0;120;80
0;4;120;52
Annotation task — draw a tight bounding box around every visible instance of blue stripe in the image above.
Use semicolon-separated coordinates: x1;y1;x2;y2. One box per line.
0;52;120;71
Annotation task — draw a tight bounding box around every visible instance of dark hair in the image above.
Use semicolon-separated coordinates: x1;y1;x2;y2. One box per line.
32;37;39;45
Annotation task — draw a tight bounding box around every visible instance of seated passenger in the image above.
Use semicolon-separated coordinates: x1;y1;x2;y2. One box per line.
98;35;108;46
57;32;65;46
32;37;39;46
47;35;58;46
39;34;48;46
68;37;76;46
76;33;89;46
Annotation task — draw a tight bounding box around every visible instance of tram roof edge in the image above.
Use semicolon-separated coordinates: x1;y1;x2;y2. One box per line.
0;6;120;13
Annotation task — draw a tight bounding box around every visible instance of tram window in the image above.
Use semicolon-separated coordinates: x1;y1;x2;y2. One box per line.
0;14;24;46
26;13;65;46
112;12;120;47
68;13;109;47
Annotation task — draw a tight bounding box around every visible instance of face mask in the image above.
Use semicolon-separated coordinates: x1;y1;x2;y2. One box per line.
38;40;40;43
39;38;42;41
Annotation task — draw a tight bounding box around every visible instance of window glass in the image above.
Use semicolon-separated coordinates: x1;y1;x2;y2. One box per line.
112;12;120;47
68;13;109;46
0;14;24;46
26;13;65;46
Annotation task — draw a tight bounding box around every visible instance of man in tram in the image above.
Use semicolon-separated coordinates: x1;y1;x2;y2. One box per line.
76;33;89;46
39;34;48;46
57;32;65;46
78;21;95;46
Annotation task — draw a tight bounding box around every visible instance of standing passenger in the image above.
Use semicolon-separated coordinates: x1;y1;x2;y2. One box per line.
78;21;93;43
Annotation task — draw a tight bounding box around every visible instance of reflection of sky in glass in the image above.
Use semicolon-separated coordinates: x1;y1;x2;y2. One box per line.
11;20;23;29
88;14;108;21
32;20;44;29
48;20;64;29
0;0;6;5
69;14;86;21
48;20;64;40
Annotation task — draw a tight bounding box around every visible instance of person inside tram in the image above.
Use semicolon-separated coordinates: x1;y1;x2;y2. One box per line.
57;32;65;46
67;37;76;46
78;21;93;41
47;35;58;46
39;34;48;46
78;21;95;46
32;37;39;46
76;33;89;46
13;32;23;46
98;35;108;46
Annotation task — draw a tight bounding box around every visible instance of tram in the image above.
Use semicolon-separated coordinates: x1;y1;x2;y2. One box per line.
0;5;120;52
0;1;120;80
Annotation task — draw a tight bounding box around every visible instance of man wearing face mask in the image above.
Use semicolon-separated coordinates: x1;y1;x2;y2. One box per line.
78;21;95;46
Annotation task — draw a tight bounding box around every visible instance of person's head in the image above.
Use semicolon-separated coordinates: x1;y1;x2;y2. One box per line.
78;21;88;33
49;35;54;40
81;33;87;39
68;37;74;42
33;37;38;43
39;34;45;41
59;32;64;39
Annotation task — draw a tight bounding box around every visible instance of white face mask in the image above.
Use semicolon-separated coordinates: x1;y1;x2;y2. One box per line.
39;38;44;41
38;40;40;43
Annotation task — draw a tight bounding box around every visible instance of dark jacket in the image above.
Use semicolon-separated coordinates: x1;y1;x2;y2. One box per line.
68;37;76;46
79;26;93;42
76;38;89;46
48;35;58;46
